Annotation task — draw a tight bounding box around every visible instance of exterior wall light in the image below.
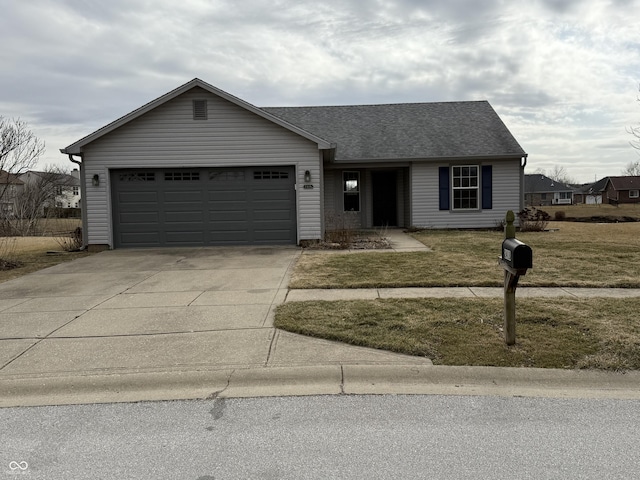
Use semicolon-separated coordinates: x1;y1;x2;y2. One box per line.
304;170;311;183
92;174;100;187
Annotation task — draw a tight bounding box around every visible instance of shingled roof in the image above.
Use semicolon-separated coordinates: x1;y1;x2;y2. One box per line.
525;174;574;193
263;101;526;162
575;177;609;195
606;176;640;190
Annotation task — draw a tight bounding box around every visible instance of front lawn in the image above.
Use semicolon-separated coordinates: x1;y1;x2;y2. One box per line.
276;297;640;370
280;222;640;370
0;236;89;283
290;222;640;288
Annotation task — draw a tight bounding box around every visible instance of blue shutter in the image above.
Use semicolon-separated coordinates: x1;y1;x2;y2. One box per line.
439;167;450;210
482;165;492;210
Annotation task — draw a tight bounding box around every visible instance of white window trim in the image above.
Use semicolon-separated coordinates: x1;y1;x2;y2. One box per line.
343;171;361;212
630;189;639;198
451;165;479;210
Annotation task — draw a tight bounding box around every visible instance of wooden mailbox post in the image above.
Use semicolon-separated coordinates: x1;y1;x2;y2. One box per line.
499;211;533;345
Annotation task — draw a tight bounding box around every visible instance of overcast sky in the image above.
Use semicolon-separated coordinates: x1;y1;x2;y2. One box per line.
2;0;639;183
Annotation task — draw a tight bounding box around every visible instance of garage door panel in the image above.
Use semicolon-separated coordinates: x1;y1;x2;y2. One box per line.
121;232;161;246
119;212;160;224
253;189;291;200
118;191;158;203
164;212;204;222
209;211;249;222
112;167;296;247
209;231;251;244
165;231;205;244
164;190;203;202
208;190;248;201
254;210;292;221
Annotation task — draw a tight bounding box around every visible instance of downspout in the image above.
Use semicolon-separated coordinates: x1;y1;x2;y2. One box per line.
66;153;89;249
520;155;528;212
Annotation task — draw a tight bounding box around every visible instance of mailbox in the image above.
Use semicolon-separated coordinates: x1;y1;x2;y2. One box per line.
501;238;532;272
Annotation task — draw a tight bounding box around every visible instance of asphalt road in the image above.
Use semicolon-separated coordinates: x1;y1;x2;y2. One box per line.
2;395;639;479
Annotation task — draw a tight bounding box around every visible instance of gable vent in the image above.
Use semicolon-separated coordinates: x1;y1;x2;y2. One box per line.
193;100;208;120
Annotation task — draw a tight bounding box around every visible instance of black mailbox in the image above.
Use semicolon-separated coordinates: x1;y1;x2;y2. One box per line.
501;238;532;271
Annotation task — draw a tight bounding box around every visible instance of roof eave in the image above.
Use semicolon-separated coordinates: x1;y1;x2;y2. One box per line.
332;153;527;163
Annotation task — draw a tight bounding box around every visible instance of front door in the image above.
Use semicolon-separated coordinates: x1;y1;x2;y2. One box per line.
372;171;397;226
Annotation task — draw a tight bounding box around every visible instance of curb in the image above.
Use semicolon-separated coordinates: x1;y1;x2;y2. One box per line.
2;364;640;408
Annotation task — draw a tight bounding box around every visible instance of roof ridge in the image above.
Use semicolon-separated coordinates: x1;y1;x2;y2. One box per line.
263;100;489;109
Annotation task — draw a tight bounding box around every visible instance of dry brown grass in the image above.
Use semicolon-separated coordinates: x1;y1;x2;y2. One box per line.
0;236;89;283
543;203;640;219
276;297;640;370
290;222;640;289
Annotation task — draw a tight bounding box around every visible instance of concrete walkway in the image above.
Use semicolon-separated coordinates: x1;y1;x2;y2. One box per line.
286;286;640;302
1;232;639;407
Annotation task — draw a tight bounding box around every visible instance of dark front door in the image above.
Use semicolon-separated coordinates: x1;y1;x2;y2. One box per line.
372;171;397;226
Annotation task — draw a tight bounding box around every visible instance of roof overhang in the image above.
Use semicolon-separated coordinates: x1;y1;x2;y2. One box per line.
329;153;527;164
60;78;333;155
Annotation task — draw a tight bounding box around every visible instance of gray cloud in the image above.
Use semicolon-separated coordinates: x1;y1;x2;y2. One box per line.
1;0;639;181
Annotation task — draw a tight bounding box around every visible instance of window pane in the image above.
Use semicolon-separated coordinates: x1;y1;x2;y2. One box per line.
344;193;359;211
453;189;478;209
343;171;360;211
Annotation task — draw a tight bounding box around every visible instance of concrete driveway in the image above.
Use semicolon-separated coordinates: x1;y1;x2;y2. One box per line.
0;246;430;406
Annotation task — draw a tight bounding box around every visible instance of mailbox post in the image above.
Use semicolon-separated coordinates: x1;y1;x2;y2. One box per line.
499;211;532;345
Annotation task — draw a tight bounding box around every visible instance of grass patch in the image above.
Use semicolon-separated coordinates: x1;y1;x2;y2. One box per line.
276;297;640;370
0;236;90;284
290;222;640;288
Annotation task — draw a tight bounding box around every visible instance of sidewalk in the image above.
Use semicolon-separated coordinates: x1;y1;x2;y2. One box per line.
286;286;640;302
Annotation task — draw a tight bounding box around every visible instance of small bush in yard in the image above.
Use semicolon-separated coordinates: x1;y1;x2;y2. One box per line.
518;207;551;232
55;227;83;252
555;210;566;221
0;237;22;271
324;210;359;248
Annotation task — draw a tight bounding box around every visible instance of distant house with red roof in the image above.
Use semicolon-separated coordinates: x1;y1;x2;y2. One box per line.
602;176;640;205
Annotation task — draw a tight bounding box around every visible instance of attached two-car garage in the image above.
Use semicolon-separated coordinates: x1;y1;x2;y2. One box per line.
111;166;297;247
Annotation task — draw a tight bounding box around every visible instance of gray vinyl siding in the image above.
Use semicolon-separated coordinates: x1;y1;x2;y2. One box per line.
324;169;336;214
81;87;322;246
411;159;521;228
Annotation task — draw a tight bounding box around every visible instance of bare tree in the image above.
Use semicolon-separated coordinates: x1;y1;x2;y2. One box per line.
11;167;76;236
0;117;45;204
547;165;576;185
622;160;640;176
629;85;640;152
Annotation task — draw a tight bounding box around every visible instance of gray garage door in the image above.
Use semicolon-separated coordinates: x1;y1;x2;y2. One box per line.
111;167;296;247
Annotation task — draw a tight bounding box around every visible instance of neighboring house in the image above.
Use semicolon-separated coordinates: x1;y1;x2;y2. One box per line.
602;176;640;205
18;170;82;210
524;174;574;206
61;78;527;250
0;170;24;218
573;177;608;204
